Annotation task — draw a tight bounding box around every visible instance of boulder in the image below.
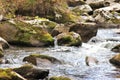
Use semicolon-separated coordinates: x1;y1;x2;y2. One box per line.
23;53;62;65
56;32;82;46
69;22;98;42
0;68;27;80
72;4;93;15
109;54;120;67
23;17;58;34
0;20;54;47
13;64;49;80
111;44;120;52
67;0;85;7
50;76;71;80
51;24;70;37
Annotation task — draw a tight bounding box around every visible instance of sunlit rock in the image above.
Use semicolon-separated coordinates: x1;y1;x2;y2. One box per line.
109;53;120;67
23;53;62;65
69;22;97;42
0;20;54;47
56;32;82;46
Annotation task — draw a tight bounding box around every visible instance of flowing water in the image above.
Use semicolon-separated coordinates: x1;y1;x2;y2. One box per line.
1;28;120;80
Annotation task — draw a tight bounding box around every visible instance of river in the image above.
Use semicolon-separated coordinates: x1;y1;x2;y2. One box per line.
1;28;120;80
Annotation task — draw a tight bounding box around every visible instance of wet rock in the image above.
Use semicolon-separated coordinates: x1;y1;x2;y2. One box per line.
23;17;57;34
89;0;110;10
50;76;71;80
109;54;120;67
69;22;98;42
51;24;69;37
0;20;54;47
13;64;49;80
111;44;120;52
67;0;85;7
0;68;27;80
85;56;98;66
0;37;10;49
23;53;62;65
56;32;82;46
72;4;93;15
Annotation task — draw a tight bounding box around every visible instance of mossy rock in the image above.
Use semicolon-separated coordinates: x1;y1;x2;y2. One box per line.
13;64;49;79
56;32;82;46
50;76;71;80
0;68;26;80
23;53;62;65
0;20;54;47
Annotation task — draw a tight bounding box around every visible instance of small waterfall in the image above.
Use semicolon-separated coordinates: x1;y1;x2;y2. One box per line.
53;37;58;48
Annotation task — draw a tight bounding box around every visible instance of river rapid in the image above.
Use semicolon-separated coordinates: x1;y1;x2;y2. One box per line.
1;28;120;80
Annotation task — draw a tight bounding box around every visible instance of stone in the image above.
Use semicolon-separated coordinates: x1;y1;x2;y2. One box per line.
109;54;120;67
69;22;98;42
0;20;54;47
111;44;120;52
23;53;62;65
56;32;82;46
13;64;49;80
0;68;27;80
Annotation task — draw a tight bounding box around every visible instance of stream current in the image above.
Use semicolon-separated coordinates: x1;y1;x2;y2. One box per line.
1;28;120;80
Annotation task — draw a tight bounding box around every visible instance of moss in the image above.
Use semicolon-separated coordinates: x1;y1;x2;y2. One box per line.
0;68;23;80
7;20;54;46
50;76;71;80
30;53;61;64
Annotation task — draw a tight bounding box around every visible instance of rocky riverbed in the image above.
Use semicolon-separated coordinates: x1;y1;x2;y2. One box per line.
0;0;120;80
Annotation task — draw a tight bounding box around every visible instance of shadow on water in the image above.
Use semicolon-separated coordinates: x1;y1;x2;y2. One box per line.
1;28;120;80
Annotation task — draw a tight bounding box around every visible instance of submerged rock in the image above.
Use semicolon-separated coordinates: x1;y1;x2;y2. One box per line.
23;53;62;65
109;54;120;67
56;32;82;46
111;44;120;52
0;20;54;47
13;64;49;80
50;76;71;80
69;22;98;42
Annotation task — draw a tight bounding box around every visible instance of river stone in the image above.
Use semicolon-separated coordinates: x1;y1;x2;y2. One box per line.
0;37;10;49
69;22;98;42
109;54;120;67
0;20;54;47
111;44;120;52
50;76;71;80
0;68;27;80
56;32;82;46
51;24;70;37
23;54;62;65
67;0;85;7
13;64;49;80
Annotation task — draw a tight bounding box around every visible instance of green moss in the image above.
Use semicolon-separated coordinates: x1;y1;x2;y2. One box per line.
0;68;22;80
50;76;71;80
7;20;54;46
30;53;61;63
